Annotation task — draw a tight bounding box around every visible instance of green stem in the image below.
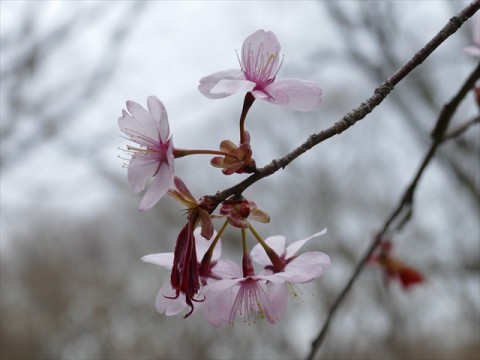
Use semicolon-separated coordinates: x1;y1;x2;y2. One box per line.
199;219;229;280
205;220;229;261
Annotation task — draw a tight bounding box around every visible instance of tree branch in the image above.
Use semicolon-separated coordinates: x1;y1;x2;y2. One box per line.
305;45;480;360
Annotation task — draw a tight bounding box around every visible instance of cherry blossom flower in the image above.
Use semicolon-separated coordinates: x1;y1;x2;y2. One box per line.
369;240;424;290
202;253;288;326
118;96;174;211
203;276;288;326
250;229;331;284
141;228;237;319
199;29;322;112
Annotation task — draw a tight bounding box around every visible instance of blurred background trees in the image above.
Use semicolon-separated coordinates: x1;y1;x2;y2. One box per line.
1;1;478;359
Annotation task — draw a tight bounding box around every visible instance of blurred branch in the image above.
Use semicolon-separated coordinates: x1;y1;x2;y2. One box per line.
209;1;479;208
0;2;146;169
306;59;480;360
441;115;480;142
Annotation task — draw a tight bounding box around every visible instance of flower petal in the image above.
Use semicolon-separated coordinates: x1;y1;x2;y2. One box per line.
204;278;241;293
265;283;288;323
210;79;256;95
141;253;174;269
264;78;322;111
241;30;281;78
464;45;480;58
173;176;196;202
155;282;187;316
194;228;221;260
124;100;160;142
139;162;174;211
251;235;286;265
127;156;161;193
147;96;170;143
198;69;246;98
282;251;331;283
285;228;327;258
212;259;242;279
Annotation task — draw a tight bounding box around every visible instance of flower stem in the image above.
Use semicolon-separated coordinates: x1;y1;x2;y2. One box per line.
239;92;255;144
198;219;229;281
248;222;285;272
205;220;229;261
173;148;238;159
241;228;255;277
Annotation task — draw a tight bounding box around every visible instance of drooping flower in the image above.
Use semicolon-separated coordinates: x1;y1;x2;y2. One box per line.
118;96;174;211
199;29;322;112
141;227;237;320
369;240;424;290
204;276;288;325
250;229;331;284
202;252;288;326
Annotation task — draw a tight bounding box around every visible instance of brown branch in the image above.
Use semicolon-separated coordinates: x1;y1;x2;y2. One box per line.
441;116;480;143
210;1;480;208
305;42;480;360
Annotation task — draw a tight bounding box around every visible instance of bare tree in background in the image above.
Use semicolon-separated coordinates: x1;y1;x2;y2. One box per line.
0;2;145;170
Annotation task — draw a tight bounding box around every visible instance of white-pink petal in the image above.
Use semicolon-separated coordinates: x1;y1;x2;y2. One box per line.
155;282;187;316
125;100;160;142
464;45;480;58
285;228;327;259
194;228;222;261
139;161;174;211
211;259;242;279
265;283;289;323
210;79;256;95
198;69;246;99
282;251;330;283
264;78;322;111
127;156;162;194
241;30;281;80
147;96;170;143
141;253;174;269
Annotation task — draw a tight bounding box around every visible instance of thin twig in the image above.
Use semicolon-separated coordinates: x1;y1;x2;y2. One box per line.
441;116;480;143
305;45;480;360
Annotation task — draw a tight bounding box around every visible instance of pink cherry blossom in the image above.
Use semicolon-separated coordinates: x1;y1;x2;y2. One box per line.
199;29;322;112
118;96;174;211
141;228;236;320
202;275;288;326
250;229;330;284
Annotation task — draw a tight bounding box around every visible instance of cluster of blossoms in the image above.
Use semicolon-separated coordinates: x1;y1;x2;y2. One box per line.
118;29;329;325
